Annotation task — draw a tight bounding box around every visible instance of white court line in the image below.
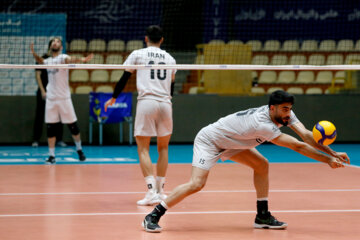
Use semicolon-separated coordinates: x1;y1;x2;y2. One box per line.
1;189;360;196
0;209;360;217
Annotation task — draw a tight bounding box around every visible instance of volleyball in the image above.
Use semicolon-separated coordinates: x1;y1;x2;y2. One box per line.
312;121;337;145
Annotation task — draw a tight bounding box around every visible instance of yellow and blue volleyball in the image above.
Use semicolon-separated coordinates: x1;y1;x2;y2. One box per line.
312;121;337;145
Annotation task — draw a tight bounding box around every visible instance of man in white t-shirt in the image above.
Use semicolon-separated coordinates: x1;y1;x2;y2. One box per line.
105;25;176;205
142;90;350;233
30;37;93;164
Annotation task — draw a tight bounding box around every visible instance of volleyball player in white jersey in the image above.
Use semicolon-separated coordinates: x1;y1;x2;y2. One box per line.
105;25;176;205
30;37;93;164
142;90;350;233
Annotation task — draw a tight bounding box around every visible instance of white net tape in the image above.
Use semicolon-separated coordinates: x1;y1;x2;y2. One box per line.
1;64;360;70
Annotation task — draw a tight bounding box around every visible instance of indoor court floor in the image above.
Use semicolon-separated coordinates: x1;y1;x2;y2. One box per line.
0;144;359;240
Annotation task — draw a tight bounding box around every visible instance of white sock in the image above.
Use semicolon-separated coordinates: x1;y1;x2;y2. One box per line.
144;176;156;193
156;176;165;193
49;148;55;157
75;141;82;151
257;197;268;201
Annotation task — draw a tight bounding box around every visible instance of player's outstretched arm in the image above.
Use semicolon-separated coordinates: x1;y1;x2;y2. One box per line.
289;122;350;164
30;43;44;64
271;133;347;168
65;53;94;64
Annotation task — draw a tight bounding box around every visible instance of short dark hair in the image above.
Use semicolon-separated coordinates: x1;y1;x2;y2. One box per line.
268;90;295;107
146;25;163;43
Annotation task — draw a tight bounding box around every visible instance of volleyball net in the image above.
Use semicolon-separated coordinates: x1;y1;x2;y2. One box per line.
1;0;360;95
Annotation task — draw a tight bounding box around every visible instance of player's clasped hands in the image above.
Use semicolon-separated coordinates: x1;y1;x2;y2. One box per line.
335;152;350;164
328;152;350;168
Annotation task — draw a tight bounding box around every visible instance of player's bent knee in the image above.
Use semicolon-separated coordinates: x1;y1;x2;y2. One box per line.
47;123;59;138
189;179;206;193
67;122;80;135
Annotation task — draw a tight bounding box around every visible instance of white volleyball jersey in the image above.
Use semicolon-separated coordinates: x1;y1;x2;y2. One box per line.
44;54;71;100
201;105;300;150
123;46;176;103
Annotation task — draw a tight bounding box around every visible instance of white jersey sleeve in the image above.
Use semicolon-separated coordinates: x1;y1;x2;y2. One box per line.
258;122;282;141
123;51;137;65
288;110;300;126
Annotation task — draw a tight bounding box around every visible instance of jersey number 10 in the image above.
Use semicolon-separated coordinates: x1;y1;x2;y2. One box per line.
148;61;166;80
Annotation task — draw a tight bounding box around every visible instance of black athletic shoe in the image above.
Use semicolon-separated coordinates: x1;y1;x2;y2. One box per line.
45;156;56;164
77;150;86;161
254;212;288;229
142;213;162;233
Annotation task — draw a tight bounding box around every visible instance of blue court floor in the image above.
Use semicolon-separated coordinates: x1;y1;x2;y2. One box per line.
0;143;359;167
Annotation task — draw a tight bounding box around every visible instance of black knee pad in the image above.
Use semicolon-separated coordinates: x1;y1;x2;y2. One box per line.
67;122;80;135
47;123;59;138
